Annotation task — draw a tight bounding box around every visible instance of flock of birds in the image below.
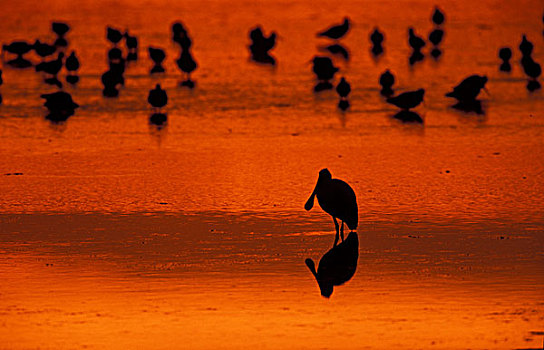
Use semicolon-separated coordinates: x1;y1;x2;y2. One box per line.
0;8;543;124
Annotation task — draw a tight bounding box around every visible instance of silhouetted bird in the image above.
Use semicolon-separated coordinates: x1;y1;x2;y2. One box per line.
3;41;33;67
379;69;395;96
248;26;277;64
429;28;444;46
336;77;351;111
499;47;512;72
432;7;445;25
101;70;123;97
33;40;56;60
124;31;138;60
148;47;166;73
519;35;533;57
305;231;359;298
107;27;123;46
177;49;198;87
148;84;168;112
323;43;349;60
41;91;78;121
52;22;70;37
312;56;339;91
52;22;70;46
446;75;488;102
370;27;384;56
317;17;350;40
172;22;192;49
305;168;358;246
386;89;425;110
336;77;350;98
65;51;79;73
108;48;126;79
408;28;426;51
521;56;542;79
36;52;64;76
0;69;3;85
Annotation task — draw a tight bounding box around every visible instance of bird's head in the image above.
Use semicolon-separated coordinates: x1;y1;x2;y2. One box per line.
318;168;332;181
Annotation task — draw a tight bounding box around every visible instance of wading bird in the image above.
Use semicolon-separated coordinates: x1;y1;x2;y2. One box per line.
317;17;350;40
305;169;358;246
386;88;425;110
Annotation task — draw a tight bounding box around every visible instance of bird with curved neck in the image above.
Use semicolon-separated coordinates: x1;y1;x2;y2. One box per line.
305;169;358;247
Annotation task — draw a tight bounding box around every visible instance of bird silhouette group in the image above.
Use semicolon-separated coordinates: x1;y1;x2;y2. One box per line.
0;7;542;126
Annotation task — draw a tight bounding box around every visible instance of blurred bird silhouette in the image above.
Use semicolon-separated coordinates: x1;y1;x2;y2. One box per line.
148;47;166;73
379;69;395;97
322;43;349;60
386;89;425;110
428;28;444;46
312;56;339;92
432;7;445;26
519;35;533;57
148;84;168;112
107;27;123;46
176;49;198;88
52;22;70;46
408;27;426;51
393;110;424;123
446;75;488;102
41;91;78;122
498;47;512;72
305;231;359;298
305;168;358;246
101;70;123;97
33;40;56;61
2;41;33;68
317;18;350;40
172;22;192;49
248;26;277;64
336;77;351;111
370;27;384;56
124;31;138;61
65;51;80;84
521;56;542;91
36;52;64;82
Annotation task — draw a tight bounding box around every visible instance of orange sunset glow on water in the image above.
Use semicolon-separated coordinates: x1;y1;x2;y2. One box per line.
0;0;543;349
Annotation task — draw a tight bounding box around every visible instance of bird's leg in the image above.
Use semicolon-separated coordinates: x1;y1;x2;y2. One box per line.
333;217;339;247
340;221;345;242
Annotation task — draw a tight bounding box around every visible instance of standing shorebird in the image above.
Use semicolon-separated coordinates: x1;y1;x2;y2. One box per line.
305;169;358;246
317;18;350;40
148;84;168;113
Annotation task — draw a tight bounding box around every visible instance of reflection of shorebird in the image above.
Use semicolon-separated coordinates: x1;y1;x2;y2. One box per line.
305;231;359;298
317;18;350;40
386;89;424;110
305;169;358;247
41;91;79;121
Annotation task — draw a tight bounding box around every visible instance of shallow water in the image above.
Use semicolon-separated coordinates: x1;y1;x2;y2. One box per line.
1;0;544;348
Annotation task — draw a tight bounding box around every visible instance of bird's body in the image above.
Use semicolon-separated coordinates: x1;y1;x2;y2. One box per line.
428;29;444;46
446;75;488;102
432;7;445;26
52;22;70;37
370;28;384;46
312;56;339;81
336;77;351;99
522;56;542;79
305;169;358;246
305;231;359;298
519;35;533;57
2;41;33;56
124;31;138;50
148;47;166;64
36;52;64;76
148;84;168;110
379;69;395;96
408;28;425;51
317;18;350;40
176;49;197;75
386;89;425;110
107;27;123;45
41;91;78;121
33;40;56;59
65;51;79;73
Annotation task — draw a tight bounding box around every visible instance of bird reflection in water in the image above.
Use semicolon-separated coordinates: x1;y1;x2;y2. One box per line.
305;232;359;298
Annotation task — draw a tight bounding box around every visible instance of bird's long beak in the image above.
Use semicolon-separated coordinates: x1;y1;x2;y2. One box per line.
304;184;317;211
305;258;318;278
